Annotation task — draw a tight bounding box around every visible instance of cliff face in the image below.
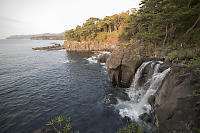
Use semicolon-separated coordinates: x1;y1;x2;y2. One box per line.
106;43;162;87
106;45;144;87
64;41;117;51
106;44;200;132
152;66;200;133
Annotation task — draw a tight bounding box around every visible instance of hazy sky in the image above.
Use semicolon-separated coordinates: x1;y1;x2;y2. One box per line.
0;0;141;39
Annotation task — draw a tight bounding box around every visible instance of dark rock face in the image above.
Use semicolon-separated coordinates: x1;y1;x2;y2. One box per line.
153;67;200;133
97;54;110;63
106;45;144;88
107;94;118;104
148;95;155;107
33;126;57;133
139;113;152;123
122;116;131;123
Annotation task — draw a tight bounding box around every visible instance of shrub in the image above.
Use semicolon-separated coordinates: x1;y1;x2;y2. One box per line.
46;116;72;133
117;122;147;133
166;49;200;62
192;89;200;96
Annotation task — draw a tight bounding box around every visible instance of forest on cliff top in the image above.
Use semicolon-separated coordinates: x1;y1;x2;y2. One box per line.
65;0;200;49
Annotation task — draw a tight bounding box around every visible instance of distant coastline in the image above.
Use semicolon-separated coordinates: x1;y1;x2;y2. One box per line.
6;32;65;40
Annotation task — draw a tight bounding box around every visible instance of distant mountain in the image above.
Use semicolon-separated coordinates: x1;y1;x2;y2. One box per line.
6;32;65;40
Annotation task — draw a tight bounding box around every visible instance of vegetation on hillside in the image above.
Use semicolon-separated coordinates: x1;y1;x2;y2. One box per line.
65;0;200;65
65;10;136;43
120;0;200;49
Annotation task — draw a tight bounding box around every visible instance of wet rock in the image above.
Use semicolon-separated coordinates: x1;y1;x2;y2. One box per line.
153;67;200;133
106;44;145;88
123;116;131;123
97;54;110;63
139;113;152;123
107;94;117;104
119;92;130;101
33;126;57;133
148;95;155;106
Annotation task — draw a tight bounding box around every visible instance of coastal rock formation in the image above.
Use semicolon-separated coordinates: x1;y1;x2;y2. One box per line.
106;44;146;87
97;53;110;63
152;66;200;133
32;43;65;50
106;43;200;132
64;41;117;51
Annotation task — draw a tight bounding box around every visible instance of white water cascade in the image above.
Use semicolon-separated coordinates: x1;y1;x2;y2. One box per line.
115;61;171;121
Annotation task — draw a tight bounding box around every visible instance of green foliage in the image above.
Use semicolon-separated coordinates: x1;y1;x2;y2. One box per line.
119;92;130;101
120;43;129;48
120;0;200;48
193;128;200;133
65;12;129;42
189;56;200;67
192;89;200;96
117;122;147;133
166;49;198;61
46;116;72;133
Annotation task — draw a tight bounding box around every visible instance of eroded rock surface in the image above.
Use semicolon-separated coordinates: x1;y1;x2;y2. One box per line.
153;66;200;133
106;44;145;88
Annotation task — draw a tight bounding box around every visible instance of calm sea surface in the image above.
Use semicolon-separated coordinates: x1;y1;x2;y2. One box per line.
0;39;124;133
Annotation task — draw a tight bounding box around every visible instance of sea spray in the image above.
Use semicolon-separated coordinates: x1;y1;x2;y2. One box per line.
115;61;170;122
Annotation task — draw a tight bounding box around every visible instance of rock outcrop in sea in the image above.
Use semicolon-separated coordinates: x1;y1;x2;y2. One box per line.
32;43;65;50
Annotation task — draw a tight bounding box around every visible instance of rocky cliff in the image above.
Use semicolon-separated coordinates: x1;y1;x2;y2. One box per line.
106;43;163;88
152;66;200;133
64;41;117;51
106;43;200;132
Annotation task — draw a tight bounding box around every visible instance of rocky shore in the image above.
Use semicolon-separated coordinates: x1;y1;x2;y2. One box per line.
32;43;65;50
33;41;200;133
105;43;200;132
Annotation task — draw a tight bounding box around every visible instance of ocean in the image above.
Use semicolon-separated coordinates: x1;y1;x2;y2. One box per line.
0;39;124;133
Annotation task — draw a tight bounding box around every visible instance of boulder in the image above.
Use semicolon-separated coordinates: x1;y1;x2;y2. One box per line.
106;44;145;88
139;113;152;123
153;67;200;133
119;92;130;101
122;116;131;123
97;54;110;63
107;94;118;104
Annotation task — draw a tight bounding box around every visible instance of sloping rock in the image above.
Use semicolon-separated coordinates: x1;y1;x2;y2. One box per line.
153;66;200;133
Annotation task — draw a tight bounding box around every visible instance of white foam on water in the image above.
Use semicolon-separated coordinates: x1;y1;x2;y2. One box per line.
86;51;110;64
86;56;98;64
115;61;171;121
63;60;70;63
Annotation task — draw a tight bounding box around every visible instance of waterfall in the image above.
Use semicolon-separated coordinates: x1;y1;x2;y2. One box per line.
133;61;152;88
115;61;170;122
